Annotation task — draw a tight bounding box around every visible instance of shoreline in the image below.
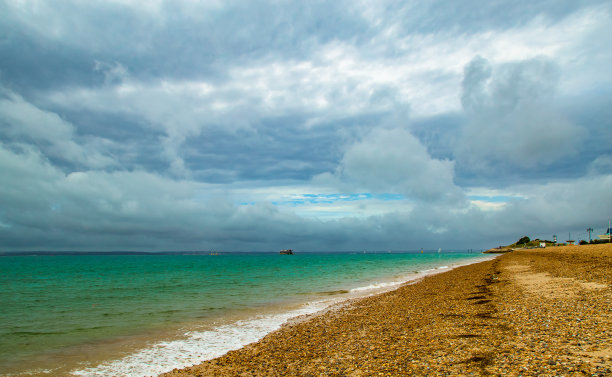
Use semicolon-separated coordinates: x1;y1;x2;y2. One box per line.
69;254;492;377
2;253;490;377
277;258;492;331
161;244;611;376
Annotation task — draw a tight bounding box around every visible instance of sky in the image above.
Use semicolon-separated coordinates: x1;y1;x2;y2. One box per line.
1;0;611;252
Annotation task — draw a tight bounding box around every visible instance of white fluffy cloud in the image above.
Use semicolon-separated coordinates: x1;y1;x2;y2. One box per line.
318;127;461;203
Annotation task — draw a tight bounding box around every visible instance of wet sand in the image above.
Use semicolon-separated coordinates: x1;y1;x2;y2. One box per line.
161;244;611;376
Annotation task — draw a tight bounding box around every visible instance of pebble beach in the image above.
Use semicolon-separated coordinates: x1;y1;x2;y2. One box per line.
161;244;611;376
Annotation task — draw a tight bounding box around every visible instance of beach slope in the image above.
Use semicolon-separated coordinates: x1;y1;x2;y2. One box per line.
161;244;611;376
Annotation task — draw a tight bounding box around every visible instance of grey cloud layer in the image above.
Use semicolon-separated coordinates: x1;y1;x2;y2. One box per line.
457;56;581;171
1;0;611;251
3;0;607;90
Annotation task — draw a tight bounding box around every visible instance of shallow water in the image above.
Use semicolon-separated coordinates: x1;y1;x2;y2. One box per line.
0;251;492;376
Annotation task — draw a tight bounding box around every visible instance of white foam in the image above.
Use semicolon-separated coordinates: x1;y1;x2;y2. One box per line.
348;264;458;294
349;280;403;292
421;265;450;273
71;300;332;377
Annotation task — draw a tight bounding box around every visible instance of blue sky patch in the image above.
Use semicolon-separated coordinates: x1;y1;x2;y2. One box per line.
270;193;405;206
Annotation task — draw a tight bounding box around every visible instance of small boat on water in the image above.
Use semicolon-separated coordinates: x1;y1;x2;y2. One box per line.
280;249;294;255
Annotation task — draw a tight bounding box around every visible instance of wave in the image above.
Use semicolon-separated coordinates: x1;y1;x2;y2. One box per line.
70;300;332;377
349;281;403;292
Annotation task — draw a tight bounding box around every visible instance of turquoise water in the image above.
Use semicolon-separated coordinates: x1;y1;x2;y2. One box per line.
0;251;491;376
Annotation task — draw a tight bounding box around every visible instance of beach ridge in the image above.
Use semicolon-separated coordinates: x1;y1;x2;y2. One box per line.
161;244;611;376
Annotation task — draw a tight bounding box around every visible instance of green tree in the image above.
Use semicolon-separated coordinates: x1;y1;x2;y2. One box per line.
517;236;530;245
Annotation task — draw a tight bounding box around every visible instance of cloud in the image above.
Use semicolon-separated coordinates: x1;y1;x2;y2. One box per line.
490;174;612;237
589;155;612;175
0;88;115;169
315;127;462;203
94;61;129;86
0;143;240;250
0;0;372;90
456;56;582;171
1;139;611;251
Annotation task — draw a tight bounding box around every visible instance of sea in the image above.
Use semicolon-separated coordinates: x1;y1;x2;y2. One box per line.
0;251;493;376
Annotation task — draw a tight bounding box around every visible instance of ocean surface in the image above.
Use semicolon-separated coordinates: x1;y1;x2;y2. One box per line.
0;251;493;376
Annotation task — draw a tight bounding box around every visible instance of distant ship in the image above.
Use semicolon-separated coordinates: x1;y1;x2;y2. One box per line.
280;249;294;255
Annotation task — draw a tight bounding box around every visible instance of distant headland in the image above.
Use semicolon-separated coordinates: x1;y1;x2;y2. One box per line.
484;234;611;253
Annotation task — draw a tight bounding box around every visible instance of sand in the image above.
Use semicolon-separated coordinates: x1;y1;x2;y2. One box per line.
160;244;611;376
